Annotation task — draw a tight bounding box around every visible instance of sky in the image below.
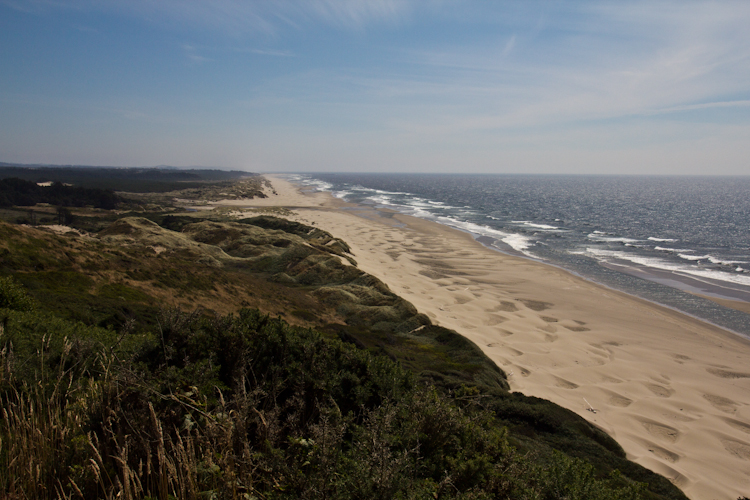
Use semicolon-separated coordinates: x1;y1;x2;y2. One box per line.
1;1;749;175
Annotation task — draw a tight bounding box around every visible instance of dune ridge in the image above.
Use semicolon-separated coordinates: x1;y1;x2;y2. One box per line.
222;175;750;500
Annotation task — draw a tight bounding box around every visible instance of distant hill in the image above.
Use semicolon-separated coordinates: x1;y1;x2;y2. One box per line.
0;165;258;193
0;161;227;170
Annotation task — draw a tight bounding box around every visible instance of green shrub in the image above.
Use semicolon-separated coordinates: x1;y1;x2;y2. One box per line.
0;275;35;312
0;307;666;500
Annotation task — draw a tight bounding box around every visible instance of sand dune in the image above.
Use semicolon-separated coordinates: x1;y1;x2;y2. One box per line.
222;175;750;500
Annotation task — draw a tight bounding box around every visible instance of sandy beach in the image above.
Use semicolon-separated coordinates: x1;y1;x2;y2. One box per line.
219;175;750;500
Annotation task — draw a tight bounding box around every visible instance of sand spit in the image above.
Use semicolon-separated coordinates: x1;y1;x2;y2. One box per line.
217;174;750;500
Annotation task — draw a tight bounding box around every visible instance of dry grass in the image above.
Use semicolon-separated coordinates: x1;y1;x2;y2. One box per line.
0;333;262;500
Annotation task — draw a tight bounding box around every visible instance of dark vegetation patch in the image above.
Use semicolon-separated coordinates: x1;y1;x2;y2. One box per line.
0;165;254;193
0;178;120;209
239;215;355;263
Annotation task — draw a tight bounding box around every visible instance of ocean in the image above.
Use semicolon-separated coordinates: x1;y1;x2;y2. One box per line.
289;173;750;337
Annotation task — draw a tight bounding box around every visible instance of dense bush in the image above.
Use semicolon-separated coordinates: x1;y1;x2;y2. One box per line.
0;275;35;312
1;306;650;500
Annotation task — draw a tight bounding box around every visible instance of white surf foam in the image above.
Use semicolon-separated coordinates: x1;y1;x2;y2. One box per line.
584;248;750;287
512;220;562;231
331;190;354;199
648;237;678;242
654;246;694;253
304;179;335;192
708;256;748;266
678;253;713;261
587;233;642;244
436;216;536;256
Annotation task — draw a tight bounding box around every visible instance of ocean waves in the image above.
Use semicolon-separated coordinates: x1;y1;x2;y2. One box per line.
294;173;750;334
580;247;750;288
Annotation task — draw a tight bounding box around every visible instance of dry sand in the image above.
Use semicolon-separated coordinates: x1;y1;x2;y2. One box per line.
220;175;750;500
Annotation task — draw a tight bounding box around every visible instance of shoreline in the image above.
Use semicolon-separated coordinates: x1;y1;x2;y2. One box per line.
474;232;750;339
289;173;750;339
216;174;750;500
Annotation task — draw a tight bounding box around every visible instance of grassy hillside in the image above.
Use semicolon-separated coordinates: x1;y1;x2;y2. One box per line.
0;183;688;499
2;299;649;500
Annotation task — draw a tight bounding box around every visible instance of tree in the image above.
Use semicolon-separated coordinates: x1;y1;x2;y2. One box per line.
56;206;73;225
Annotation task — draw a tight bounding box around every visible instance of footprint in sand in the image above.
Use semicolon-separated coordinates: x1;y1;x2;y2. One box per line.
600;389;633;407
721;417;750;434
420;269;448;280
639;419;681;443
641;440;681;463
721;438;750;460
519;367;531;377
703;393;738;413
498;329;515;337
662;410;694;423
588;344;615;361
545;333;558;343
706;367;750;379
644;383;674;398
652;447;681;463
540;316;558;323
654;464;689;489
563;324;590;332
539;324;557;334
492;301;518;312
609;394;633;407
504;347;524;357
553;376;579;389
594;373;623;384
486;314;508;326
517;299;553;311
673;354;690;364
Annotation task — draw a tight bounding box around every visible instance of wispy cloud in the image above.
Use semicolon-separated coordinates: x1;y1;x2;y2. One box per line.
93;0;748;134
502;35;516;57
301;0;409;30
2;0;413;36
3;0;749;172
339;1;750;133
243;48;295;57
648;99;750;115
182;43;211;64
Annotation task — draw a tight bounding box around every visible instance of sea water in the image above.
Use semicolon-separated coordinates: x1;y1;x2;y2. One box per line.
289;173;750;337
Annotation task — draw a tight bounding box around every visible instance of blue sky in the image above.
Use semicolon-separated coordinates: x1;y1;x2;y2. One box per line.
1;1;749;174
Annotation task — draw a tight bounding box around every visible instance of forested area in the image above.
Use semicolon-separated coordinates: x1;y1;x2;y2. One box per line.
0;178;120;209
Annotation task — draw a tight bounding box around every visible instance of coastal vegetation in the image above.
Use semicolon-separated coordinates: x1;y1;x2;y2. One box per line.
0;165;259;194
0;177;121;210
0;168;688;499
